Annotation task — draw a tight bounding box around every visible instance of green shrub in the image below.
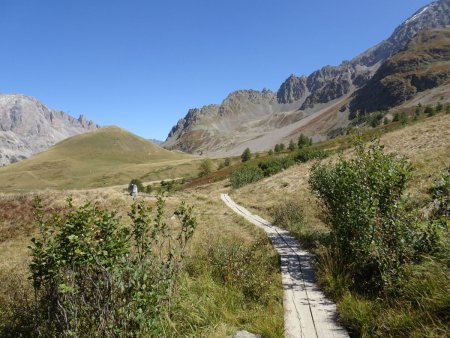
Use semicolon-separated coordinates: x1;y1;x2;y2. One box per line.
29;195;196;337
429;169;450;225
274;143;285;153
309;142;431;293
298;134;310;148
288;139;297;151
241;148;252;162
230;165;264;189
202;235;278;301
258;159;283;177
294;148;328;163
198;158;214;177
400;112;409;125
425;106;435;117
271;199;305;232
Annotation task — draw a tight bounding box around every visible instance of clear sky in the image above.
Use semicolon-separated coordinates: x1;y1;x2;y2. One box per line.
1;0;432;140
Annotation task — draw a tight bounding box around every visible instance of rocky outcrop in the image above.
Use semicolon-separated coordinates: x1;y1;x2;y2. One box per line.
0;94;98;165
349;27;450;115
165;89;281;153
277;75;308;104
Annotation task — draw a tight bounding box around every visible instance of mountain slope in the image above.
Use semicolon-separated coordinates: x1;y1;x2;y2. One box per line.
349;26;450;115
0;94;98;166
0;126;194;191
164;0;450;155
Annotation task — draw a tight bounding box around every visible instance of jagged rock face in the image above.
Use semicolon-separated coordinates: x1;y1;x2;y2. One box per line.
298;0;450;110
165;0;450;154
0;94;98;165
277;75;308;104
349;26;450;115
165;89;284;153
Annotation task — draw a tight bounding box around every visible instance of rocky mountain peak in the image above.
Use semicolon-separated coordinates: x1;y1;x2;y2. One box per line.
277;75;308;104
164;1;450;155
0;94;99;165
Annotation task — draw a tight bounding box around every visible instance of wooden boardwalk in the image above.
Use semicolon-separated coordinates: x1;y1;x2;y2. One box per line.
221;194;349;338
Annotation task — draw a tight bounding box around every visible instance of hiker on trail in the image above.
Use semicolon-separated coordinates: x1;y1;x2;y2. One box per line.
131;184;138;198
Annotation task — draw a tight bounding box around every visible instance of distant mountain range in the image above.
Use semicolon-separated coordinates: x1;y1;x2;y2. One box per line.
164;0;450;156
1;1;449;164
0;94;98;165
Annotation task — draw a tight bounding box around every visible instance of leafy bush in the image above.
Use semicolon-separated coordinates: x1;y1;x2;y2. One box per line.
29;195;196;337
309;142;428;293
288;139;297;151
294;148;328;163
201;235;278;301
241;148;252;162
271;199;305;232
425;106;435;117
297;134;310;148
429;169;450;225
198;158;213;177
258;159;282;177
274;143;285;153
230;165;264;189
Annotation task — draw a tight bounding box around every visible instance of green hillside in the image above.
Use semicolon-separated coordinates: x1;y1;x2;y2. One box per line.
0;126;197;191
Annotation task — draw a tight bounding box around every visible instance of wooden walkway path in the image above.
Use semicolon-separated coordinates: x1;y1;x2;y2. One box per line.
221;194;349;338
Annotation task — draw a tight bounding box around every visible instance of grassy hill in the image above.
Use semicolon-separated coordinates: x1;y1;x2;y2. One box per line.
0;126;199;191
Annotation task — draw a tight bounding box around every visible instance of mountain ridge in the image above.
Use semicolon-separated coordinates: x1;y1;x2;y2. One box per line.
0;93;98;165
164;0;450;155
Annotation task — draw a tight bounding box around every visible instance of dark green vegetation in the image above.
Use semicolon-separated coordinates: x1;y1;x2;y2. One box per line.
5;196;196;337
310;143;444;293
198;158;214;177
230;148;328;189
0;193;284;337
241;148;252;162
272;143;449;337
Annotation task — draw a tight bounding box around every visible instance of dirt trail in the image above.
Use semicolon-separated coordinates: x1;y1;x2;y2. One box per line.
221;194;348;338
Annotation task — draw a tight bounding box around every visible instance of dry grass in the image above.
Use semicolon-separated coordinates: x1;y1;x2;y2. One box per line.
230;112;450;337
0;177;284;336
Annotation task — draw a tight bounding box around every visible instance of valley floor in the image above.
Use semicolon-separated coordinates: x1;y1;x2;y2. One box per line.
0;113;449;337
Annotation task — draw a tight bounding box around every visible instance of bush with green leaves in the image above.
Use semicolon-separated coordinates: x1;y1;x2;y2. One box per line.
288;139;297;151
297;134;310;148
274;143;285;153
29;195;196;337
425;106;435;117
201;234;278;301
271;199;305;232
429;169;450;228
230;165;264;189
258;159;283;177
241;148;252;162
309;142;429;293
294;148;328;163
198;158;214;177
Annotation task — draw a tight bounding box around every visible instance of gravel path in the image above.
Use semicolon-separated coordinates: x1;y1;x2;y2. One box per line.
221;194;349;338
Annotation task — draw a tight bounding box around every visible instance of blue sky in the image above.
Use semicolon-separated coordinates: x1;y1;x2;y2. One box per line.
1;0;432;140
